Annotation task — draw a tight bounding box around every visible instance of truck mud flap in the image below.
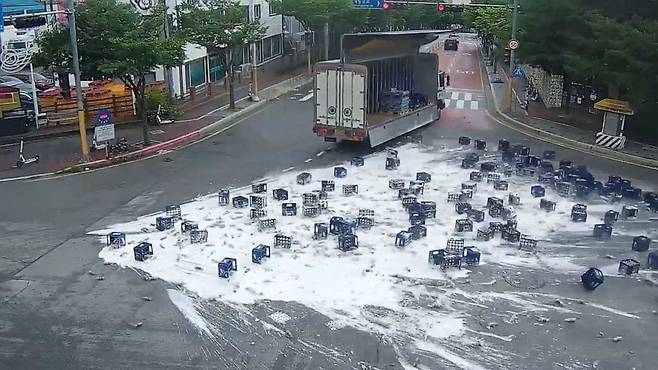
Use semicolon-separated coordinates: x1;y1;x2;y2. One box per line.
324;137;337;142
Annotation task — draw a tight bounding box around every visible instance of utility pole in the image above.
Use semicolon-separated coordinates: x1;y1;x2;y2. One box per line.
249;0;259;101
66;0;89;160
161;0;174;97
507;0;519;112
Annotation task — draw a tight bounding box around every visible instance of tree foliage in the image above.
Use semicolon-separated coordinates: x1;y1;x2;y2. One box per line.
517;0;658;139
33;0;186;145
179;0;266;108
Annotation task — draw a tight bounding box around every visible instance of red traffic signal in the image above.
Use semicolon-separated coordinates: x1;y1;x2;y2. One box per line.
383;1;391;10
437;4;446;12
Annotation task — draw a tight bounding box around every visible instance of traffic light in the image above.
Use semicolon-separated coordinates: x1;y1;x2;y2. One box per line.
437;3;464;13
12;16;47;29
382;1;407;10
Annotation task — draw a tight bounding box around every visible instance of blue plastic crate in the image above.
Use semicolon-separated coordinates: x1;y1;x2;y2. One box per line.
134;242;153;262
252;244;271;264
581;267;604;290
156;216;175;231
218;258;237;278
107;232;126;247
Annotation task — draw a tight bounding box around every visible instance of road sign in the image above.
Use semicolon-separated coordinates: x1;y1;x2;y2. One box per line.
508;39;519;50
352;0;383;9
512;67;525;78
96;108;112;126
94;124;115;142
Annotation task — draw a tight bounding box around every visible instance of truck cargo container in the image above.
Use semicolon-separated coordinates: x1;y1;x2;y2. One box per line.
313;31;448;147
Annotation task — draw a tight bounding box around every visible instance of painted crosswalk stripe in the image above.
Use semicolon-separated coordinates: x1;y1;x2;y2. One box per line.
456;100;465;109
299;92;314;102
470;101;479;110
444;99;451;107
451;91;459;100
464;92;472;101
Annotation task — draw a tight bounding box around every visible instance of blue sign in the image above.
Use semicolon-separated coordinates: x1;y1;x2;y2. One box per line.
352;0;383;9
96;108;112;126
0;2;3;32
512;68;525;78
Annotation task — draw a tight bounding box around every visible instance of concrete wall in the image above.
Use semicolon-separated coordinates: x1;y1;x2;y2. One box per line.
521;64;564;109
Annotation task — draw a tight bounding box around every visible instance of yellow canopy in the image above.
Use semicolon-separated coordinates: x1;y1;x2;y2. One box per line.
594;99;634;115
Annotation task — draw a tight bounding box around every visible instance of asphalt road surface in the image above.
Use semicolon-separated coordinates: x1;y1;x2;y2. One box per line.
1;34;657;369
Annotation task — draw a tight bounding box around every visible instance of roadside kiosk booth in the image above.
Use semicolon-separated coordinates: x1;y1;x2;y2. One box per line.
593;98;634;150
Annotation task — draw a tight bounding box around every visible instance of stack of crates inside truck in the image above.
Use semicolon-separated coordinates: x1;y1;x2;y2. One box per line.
313;31;446;147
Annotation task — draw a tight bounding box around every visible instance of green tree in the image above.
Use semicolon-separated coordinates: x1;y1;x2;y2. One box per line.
33;0;186;146
179;0;266;109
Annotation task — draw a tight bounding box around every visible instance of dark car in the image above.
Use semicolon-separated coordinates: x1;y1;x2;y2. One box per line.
4;72;54;90
444;39;458;51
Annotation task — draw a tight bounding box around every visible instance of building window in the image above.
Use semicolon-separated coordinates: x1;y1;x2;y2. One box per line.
268;1;277;15
188;58;206;87
256;35;283;64
253;4;261;20
209;54;224;82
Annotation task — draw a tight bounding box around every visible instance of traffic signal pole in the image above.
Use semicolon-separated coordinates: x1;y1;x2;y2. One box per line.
508;0;519;112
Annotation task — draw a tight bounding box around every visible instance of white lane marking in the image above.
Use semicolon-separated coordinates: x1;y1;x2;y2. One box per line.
282;166;295;173
464;92;472;101
470;101;479;110
299;92;314;102
456;100;465;109
304;158;313;163
315;151;325;157
451;91;459;100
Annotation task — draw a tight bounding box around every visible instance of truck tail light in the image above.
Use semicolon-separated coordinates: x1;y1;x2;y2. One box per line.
352;129;366;139
316;127;327;136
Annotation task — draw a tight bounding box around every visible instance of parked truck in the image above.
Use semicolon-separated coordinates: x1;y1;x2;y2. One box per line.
313;31;448;147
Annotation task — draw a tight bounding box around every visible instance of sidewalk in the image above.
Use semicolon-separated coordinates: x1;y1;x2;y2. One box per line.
0;66;311;181
481;47;658;169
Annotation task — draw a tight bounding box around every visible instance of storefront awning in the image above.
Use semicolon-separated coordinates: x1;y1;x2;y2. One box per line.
594;99;634;116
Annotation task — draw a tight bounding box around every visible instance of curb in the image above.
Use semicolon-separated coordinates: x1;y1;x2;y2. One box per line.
479;47;658;171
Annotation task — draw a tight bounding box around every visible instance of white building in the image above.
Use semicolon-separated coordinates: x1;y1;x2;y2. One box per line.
153;0;286;98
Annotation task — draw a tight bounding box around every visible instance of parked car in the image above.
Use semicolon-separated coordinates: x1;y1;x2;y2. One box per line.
0;80;35;95
4;72;54;90
0;75;24;84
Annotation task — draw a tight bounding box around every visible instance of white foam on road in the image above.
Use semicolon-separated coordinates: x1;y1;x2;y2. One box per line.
167;289;212;335
95;144;608;365
456;100;465;109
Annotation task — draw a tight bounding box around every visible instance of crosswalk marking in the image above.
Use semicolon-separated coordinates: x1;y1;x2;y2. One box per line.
470;101;479;110
442;91;485;111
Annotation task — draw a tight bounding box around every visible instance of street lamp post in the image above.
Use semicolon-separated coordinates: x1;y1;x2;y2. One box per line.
249;0;260;101
66;0;89;160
